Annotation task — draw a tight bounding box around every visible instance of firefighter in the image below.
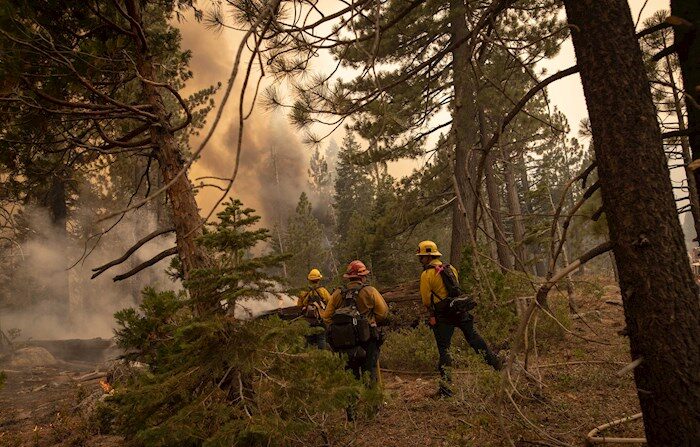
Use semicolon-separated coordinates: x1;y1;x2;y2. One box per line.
417;240;501;397
324;260;389;384
298;268;332;349
325;260;389;421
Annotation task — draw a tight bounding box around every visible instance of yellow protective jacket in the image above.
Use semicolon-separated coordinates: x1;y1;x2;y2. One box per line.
297;285;332;307
419;259;458;309
323;281;389;325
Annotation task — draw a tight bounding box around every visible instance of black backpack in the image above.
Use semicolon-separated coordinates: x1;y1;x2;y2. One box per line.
327;286;371;351
426;264;476;315
427;263;462;298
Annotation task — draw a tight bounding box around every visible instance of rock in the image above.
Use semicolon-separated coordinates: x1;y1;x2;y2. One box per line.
7;347;57;367
74;389;104;416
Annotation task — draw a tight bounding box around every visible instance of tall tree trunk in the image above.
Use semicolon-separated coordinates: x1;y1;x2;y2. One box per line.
42;174;69;321
450;201;469;267
546;184;577;312
564;1;700;442
125;0;209;286
485;152;513;272
504;154;528;273
449;0;479;267
480;108;513;272
671;1;700;218
482;191;500;264
270;147;288;278
517;149;536;273
559;145;579;308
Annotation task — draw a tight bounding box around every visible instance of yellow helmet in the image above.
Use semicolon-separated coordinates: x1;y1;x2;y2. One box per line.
417;240;442;257
307;268;323;281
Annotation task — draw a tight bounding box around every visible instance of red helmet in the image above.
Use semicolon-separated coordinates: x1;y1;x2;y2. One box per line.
343;260;370;279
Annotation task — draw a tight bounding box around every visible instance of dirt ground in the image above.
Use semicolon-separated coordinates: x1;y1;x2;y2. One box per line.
0;360;121;447
0;277;644;446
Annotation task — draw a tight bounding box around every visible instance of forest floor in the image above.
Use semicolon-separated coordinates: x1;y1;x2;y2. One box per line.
0;359;121;447
0;275;644;447
341;275;644;447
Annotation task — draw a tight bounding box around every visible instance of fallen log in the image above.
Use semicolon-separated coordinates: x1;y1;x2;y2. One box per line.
380;280;420;303
256;281;424;328
74;371;109;382
28;338;113;363
257;305;304;320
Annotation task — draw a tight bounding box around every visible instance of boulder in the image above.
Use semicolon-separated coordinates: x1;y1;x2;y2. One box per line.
7;347;57;367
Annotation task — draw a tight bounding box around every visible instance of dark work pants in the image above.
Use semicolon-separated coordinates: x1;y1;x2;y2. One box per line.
345;338;380;421
349;338;380;384
306;331;327;350
432;313;500;380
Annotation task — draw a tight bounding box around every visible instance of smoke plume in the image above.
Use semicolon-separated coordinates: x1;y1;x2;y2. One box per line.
178;16;310;226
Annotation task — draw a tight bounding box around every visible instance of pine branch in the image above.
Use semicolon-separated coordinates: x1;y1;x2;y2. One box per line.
635;21;672;39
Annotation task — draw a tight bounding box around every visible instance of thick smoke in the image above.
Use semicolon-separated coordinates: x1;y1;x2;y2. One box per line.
0;207;177;340
234;291;297;320
178;17;310;226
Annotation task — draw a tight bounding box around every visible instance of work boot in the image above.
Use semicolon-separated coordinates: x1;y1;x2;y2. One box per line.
437;383;453;398
493;352;505;371
346;405;356;422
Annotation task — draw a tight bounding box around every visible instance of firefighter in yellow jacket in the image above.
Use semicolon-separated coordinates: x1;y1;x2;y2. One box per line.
418;241;501;397
324;260;389;384
298;268;332;349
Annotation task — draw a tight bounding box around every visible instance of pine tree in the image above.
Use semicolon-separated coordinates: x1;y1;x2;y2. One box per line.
0;0;213;285
112;199;371;446
324;139;340;182
333;131;374;259
308;149;331;199
564;0;700;440
307;147;335;231
284;193;328;287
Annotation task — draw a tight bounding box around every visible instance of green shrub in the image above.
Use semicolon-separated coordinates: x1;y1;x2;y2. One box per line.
110;200;372;446
454;245;540;343
471;270;533;344
533;295;572;349
113;308;364;446
381;324;439;371
380;324;496;373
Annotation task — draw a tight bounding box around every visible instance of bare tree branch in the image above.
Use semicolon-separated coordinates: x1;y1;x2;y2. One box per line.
112;246;178;282
91;227;175;279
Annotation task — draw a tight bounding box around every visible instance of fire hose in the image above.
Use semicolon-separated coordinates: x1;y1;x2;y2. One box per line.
585;413;646;445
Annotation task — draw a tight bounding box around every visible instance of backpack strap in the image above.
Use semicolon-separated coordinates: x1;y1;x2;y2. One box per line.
423;264;447;309
307;286;322;302
340;284;366;308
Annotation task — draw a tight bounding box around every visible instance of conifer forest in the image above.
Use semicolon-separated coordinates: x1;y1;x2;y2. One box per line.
0;0;699;446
